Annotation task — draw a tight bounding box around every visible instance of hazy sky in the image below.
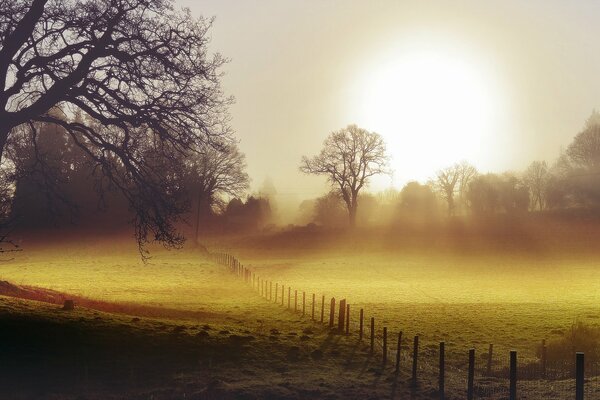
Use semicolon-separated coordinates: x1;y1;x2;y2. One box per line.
178;0;600;216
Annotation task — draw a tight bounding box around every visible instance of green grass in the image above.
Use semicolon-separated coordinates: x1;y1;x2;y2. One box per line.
0;247;439;399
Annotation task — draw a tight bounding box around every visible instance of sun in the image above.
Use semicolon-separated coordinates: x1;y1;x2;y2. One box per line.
351;45;505;186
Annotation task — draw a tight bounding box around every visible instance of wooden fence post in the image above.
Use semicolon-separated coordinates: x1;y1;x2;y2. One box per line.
509;350;517;400
345;304;350;335
467;348;475;400
269;281;272;301
321;295;325;323
302;291;306;316
329;298;336;328
338;299;346;332
439;342;445;400
312;293;315;320
487;344;493;375
382;327;388;366
288;287;291;309
294;290;298;312
395;331;402;374
281;285;284;306
412;335;419;384
370;317;375;354
275;283;278;303
576;352;584;400
541;339;547;378
359;309;364;341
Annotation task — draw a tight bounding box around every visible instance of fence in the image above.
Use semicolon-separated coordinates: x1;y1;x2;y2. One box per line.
208;252;600;399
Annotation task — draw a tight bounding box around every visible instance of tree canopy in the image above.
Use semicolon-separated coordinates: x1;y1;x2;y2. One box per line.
0;0;232;253
300;125;388;227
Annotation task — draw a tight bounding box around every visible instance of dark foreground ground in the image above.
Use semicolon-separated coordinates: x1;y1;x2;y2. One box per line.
0;285;439;400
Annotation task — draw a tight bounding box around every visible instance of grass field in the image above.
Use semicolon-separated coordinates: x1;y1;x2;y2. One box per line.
2;222;600;399
0;242;440;400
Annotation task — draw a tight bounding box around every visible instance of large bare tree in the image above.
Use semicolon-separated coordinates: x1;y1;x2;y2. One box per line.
0;0;232;252
300;125;388;228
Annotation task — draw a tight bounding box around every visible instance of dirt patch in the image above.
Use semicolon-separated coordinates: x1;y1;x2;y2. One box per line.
0;279;219;320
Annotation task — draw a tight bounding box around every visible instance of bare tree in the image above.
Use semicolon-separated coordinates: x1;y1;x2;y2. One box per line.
523;160;549;211
457;161;478;210
0;0;232;252
432;161;477;216
433;164;460;216
185;143;249;243
300;125;388;227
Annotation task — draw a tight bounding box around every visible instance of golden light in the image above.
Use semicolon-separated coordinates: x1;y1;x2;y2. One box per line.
351;42;507;186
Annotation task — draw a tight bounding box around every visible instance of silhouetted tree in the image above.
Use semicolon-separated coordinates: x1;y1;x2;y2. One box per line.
467;173;528;215
555;111;600;208
457;161;478;211
300;125;388;228
432;162;478;216
433;165;460;216
399;181;437;217
184;143;249;243
0;0;231;253
223;196;272;231
523;161;549;211
313;192;346;227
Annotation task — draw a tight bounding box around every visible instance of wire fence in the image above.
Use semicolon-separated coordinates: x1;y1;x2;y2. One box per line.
209;251;598;399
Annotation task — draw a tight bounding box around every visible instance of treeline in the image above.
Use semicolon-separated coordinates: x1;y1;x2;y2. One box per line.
2;109;273;239
297;111;600;227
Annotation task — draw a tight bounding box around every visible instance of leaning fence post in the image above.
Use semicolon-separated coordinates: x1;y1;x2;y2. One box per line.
487;343;493;375
467;348;475;400
345;304;350;335
439;341;445;400
338;299;346;332
412;335;419;384
370;317;375;354
312;293;315;320
321;295;325;323
382;327;388;366
329;298;335;328
576;352;584;400
509;350;517;400
395;331;402;374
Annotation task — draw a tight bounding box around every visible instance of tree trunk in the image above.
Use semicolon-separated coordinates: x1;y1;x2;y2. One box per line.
0;125;9;164
348;204;357;228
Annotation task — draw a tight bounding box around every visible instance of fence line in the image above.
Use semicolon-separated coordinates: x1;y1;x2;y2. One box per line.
208;251;595;399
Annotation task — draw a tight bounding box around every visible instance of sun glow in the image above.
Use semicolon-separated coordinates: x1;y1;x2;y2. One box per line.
351;43;507;186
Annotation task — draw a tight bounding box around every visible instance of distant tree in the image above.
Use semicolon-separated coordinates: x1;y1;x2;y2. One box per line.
467;173;528;215
523;161;549;211
313;192;346;227
300;125;388;228
457;161;478;211
223;196;272;231
432;162;478;216
399;181;437;216
433;164;461;216
558;111;600;208
184;143;249;243
0;0;231;253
